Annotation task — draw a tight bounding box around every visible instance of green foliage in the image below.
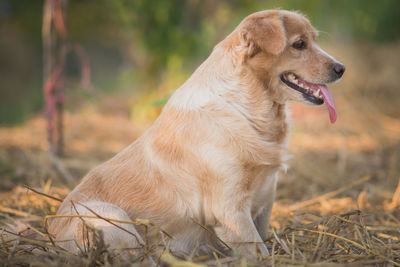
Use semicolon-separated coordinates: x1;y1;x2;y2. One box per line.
1;0;399;124
0;0;43;125
276;0;400;42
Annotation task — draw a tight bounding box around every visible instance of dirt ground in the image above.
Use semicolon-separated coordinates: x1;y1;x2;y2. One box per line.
0;43;399;266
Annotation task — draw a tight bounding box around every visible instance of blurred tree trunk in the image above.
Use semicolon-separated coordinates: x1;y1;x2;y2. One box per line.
42;0;68;156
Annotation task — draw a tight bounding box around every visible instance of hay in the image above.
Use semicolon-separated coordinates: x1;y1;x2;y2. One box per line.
1;181;399;266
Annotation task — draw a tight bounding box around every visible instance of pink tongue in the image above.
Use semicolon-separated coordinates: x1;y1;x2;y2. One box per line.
318;85;337;123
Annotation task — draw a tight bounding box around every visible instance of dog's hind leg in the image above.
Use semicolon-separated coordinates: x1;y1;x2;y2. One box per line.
51;201;150;261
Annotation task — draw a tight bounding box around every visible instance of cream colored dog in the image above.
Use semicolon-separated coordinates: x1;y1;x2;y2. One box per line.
49;10;345;259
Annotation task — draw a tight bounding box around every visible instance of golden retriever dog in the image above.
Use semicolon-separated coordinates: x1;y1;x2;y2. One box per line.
49;10;345;259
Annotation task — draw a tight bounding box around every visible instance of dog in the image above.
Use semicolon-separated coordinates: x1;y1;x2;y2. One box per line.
48;10;345;259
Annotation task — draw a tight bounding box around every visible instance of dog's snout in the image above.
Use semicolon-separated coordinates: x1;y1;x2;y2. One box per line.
332;63;345;79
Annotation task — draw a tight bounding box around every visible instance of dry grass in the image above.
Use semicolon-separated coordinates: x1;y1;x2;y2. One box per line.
1;42;400;266
1;180;399;266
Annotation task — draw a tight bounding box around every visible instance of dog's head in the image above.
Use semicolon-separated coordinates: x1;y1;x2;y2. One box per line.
231;10;345;123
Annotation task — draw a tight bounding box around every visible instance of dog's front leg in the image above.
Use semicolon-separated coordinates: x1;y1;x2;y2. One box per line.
213;208;269;258
254;173;278;241
253;198;274;241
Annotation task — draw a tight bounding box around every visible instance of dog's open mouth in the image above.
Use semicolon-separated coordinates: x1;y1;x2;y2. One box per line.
280;72;337;123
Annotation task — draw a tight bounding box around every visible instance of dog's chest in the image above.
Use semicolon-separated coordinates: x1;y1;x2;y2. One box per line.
244;140;289;214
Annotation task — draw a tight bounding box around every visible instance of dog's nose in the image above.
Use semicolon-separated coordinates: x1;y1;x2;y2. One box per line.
332;63;345;79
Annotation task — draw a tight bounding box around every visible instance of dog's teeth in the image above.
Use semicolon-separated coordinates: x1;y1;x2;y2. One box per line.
304;85;310;90
313;91;319;97
316;89;321;96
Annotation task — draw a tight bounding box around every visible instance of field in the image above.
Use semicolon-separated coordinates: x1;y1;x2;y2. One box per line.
0;43;400;266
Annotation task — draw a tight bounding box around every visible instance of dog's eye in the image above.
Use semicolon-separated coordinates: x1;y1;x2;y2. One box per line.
292;40;307;50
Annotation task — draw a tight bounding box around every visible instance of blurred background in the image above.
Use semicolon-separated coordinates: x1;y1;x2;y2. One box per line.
1;2;400;264
0;0;399;206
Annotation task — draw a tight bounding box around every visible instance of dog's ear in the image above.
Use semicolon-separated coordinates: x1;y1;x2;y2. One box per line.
239;16;286;57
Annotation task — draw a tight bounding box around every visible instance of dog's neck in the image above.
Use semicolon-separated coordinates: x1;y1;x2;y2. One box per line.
166;45;289;145
214;45;290;145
